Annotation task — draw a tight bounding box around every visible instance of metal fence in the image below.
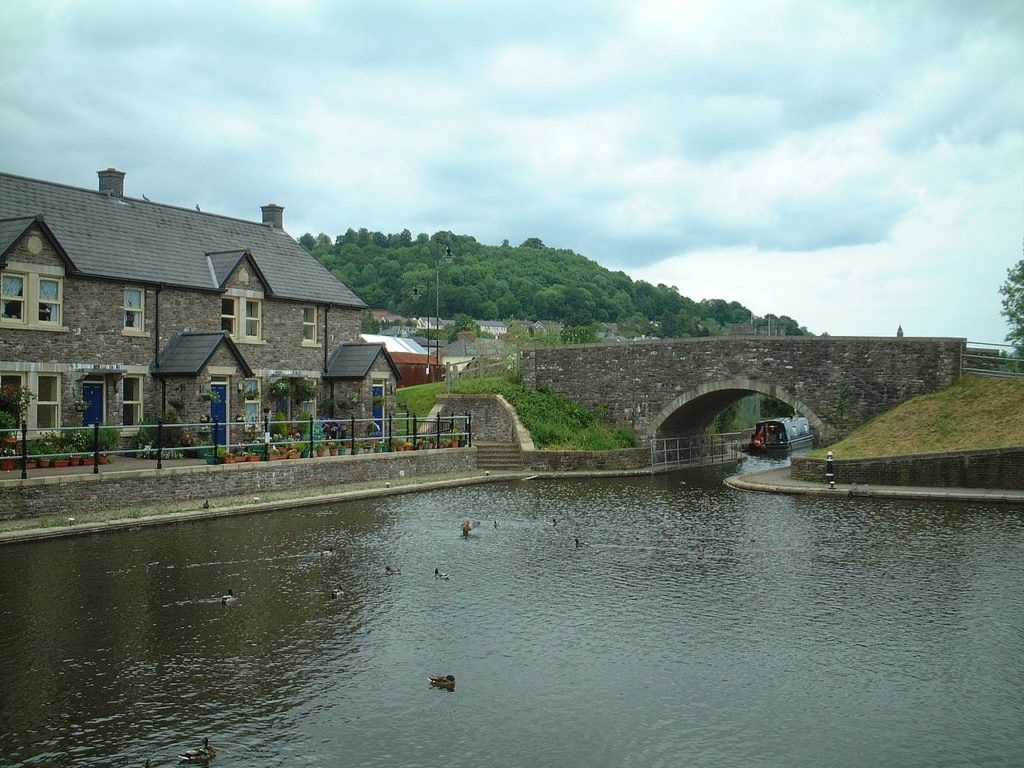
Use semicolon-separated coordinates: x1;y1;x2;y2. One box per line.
961;342;1023;378
649;431;746;469
0;412;472;480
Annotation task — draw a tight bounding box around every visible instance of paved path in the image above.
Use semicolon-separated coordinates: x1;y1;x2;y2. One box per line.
726;467;1024;504
4;462;1020;546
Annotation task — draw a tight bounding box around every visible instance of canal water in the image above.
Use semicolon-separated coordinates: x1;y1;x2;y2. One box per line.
1;460;1021;767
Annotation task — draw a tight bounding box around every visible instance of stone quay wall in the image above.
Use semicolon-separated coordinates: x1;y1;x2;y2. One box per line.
521;448;648;472
1;450;476;521
791;447;1024;490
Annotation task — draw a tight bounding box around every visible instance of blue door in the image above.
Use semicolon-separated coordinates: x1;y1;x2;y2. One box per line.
82;382;104;425
211;383;228;444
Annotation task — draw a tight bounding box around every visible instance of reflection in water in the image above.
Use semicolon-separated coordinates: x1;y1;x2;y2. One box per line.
0;464;1021;767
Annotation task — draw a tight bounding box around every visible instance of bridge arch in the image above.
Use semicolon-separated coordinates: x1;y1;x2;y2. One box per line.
652;376;829;442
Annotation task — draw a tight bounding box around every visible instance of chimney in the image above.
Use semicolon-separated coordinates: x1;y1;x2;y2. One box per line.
97;168;125;199
261;203;284;229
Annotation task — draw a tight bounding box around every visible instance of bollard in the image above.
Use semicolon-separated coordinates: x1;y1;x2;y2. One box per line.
825;450;835;489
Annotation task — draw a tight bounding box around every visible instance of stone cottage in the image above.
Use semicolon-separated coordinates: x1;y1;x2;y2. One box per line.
0;168;397;435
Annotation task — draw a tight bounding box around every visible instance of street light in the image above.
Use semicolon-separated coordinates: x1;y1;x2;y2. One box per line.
434;241;453;384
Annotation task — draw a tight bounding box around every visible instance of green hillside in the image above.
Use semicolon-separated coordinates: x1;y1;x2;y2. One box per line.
815;375;1024;458
299;229;809;338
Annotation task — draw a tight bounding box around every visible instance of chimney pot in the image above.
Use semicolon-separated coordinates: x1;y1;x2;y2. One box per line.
261;203;284;229
97;168;125;199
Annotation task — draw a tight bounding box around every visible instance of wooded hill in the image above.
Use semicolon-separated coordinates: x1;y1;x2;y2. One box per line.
299;229;809;338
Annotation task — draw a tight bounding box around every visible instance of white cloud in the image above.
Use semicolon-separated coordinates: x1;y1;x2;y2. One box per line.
1;0;1021;343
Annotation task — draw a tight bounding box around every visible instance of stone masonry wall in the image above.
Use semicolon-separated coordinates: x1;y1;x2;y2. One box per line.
435;393;521;443
2;223;363;428
791;447;1024;490
520;336;964;442
0;449;477;520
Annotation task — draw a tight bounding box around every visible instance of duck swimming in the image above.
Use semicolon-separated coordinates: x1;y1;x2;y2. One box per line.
331;587;344;599
221;589;236;605
178;737;216;763
320;545;335;558
385;566;401;576
429;674;456;690
434;568;450;580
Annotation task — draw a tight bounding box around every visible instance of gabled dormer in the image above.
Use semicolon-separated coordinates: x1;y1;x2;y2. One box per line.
0;215;74;331
209;249;270;345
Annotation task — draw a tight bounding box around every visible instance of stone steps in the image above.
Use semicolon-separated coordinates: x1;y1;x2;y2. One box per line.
474;441;523;469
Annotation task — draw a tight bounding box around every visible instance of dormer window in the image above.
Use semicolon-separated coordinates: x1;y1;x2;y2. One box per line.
38;278;61;325
221;292;263;342
1;270;63;328
1;274;24;321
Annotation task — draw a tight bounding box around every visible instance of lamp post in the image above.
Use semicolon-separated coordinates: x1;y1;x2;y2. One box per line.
434;241;453;384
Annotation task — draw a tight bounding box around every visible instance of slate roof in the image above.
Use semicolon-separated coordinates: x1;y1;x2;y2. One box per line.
443;336;514;358
360;333;428;355
325;343;401;380
0;172;366;308
153;331;254;377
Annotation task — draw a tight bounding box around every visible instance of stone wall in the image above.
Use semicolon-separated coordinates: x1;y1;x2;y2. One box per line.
435;393;527;444
521;448;648;472
521;336;964;443
1;221;363;428
791;447;1024;490
0;449;477;521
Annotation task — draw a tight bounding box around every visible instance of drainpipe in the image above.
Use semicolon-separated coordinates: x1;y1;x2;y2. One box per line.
154;284;165;413
322;304;329;374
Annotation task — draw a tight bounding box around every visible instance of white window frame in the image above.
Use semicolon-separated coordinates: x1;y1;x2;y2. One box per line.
1;267;65;329
243;299;262;340
302;306;317;344
122;376;143;426
35;374;60;429
221;297;237;336
123;287;145;332
37;277;61;326
1;273;26;323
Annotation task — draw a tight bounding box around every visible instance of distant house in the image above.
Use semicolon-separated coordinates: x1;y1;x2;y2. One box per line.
476;319;508;337
442;334;515;375
0;168;398;432
360;333;438;387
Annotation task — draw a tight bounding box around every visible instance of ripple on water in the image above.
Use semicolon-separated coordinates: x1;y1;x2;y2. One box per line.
0;472;1021;767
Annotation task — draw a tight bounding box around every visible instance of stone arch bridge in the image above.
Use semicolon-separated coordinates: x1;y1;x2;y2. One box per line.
520;336;966;446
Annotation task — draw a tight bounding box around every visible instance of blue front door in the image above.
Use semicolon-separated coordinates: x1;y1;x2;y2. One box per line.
82;382;103;425
211;383;228;444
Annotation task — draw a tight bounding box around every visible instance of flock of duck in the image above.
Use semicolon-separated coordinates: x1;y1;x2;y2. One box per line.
156;516;616;764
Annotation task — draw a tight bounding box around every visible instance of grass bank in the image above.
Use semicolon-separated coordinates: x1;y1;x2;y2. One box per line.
396;376;635;450
813;374;1024;458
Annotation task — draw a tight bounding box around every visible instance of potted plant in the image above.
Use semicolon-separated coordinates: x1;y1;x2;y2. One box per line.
293;379;317;404
269;379;293;400
201;390;221;403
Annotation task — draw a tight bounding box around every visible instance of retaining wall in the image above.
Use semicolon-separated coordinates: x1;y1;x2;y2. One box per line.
791;447;1024;490
0;450;476;521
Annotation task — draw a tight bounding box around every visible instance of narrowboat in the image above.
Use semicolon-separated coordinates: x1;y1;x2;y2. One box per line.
747;416;813;453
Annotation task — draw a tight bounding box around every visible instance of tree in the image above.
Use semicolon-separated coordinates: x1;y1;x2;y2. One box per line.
1000;258;1024;346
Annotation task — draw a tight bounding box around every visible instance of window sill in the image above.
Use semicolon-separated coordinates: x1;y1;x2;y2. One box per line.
121;329;151;338
0;321;68;332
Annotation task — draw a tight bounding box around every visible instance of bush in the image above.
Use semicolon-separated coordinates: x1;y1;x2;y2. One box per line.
0;410;17;433
135;412;184;449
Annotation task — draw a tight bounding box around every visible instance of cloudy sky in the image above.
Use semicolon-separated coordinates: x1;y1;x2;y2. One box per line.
2;1;1021;342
